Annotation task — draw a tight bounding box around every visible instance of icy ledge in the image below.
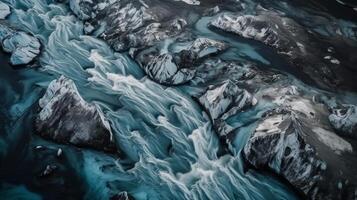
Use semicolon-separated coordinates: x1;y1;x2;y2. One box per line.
0;23;40;65
35;76;117;153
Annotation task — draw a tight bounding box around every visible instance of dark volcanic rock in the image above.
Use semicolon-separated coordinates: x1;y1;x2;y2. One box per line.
210;11;357;91
35;76;117;153
40;164;57;177
110;192;135;200
0;22;41;65
243;108;357;199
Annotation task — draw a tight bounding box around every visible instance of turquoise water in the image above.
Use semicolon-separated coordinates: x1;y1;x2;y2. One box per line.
2;0;355;199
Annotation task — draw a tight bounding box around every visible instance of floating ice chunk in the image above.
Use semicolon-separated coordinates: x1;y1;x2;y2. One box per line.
330;58;340;64
175;0;200;5
324;55;340;64
135;37;226;85
144;53;196;85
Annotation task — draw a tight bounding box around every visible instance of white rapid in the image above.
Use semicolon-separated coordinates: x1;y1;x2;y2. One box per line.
0;0;300;199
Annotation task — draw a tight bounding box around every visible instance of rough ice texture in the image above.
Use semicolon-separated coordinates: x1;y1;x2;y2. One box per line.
36;76;117;153
244;109;357;199
134;37;227;85
199;80;255;120
69;0;188;51
210;11;357;91
0;23;40;65
329;104;357;138
0;2;10;19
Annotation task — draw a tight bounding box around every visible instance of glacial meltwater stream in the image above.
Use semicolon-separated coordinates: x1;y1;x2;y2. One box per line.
1;0;357;199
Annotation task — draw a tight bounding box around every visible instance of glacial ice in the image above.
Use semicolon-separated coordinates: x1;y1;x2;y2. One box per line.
176;0;200;5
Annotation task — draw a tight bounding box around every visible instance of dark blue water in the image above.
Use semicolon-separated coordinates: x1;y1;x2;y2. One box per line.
0;0;356;199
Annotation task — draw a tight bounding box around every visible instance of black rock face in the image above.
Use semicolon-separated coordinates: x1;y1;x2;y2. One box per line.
210;10;357;91
35;76;117;153
110;192;135;200
244;108;357;199
329;104;357;139
133;37;228;85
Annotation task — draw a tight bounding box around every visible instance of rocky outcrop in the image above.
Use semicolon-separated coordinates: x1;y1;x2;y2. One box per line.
210;11;357;91
199;80;256;120
188;38;227;59
0;23;41;65
69;0;188;51
329;104;357;138
35;76;117;153
110;192;135;200
243;108;357;199
134;38;227;85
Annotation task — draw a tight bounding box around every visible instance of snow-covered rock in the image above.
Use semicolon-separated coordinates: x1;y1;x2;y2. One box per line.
210;11;357;91
199;80;256;120
175;0;200;5
69;0;188;51
69;0;94;21
135;38;227;85
110;192;135;200
189;37;227;59
244;108;357;199
35;76;117;153
0;23;40;65
143;53;196;85
0;2;10;19
210;12;302;54
329;104;357;138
